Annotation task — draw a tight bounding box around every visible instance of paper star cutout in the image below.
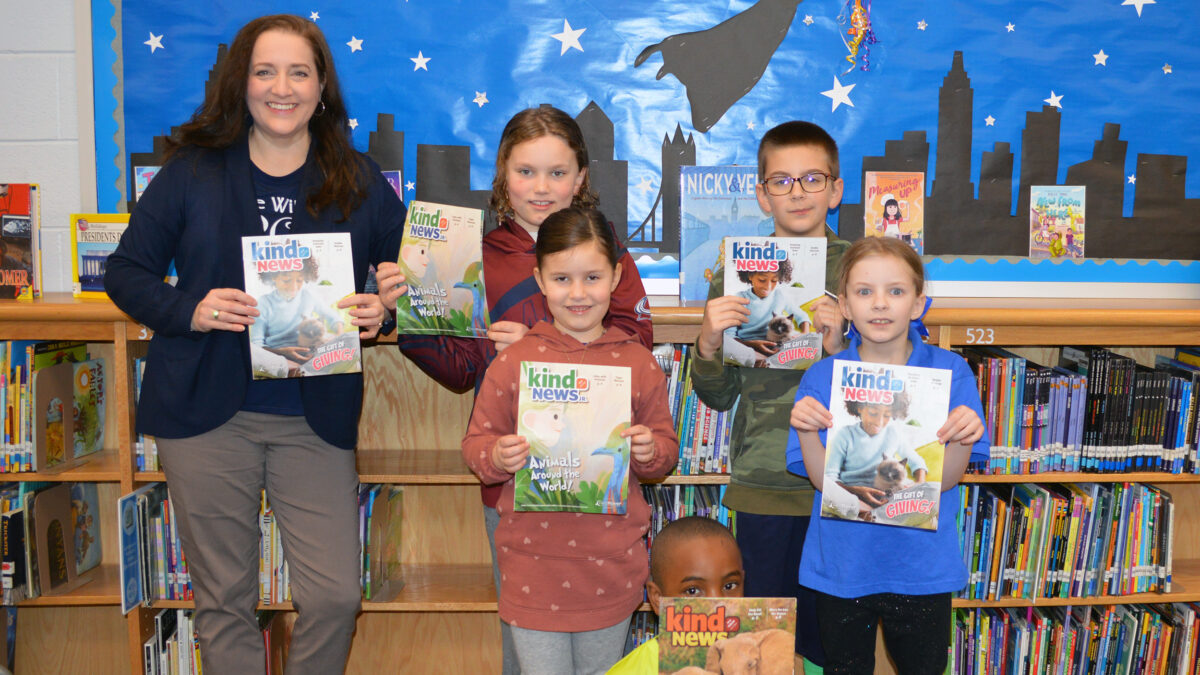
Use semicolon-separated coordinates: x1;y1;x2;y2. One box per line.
1044;91;1063;108
144;32;164;53
411;51;430;71
1122;0;1155;17
635;177;654;195
1128;174;1136;184
405;181;415;192
1163;63;1173;74
309;11;319;21
551;20;586;55
821;76;856;112
1093;49;1108;66
917;20;928;30
746;121;756;130
473;91;489;107
985;115;996;126
803;15;814;26
348;119;358;130
1006;23;1015;32
347;36;363;53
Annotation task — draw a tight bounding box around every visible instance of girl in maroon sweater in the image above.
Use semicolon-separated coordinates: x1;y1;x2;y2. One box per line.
380;107;652;674
462;207;677;674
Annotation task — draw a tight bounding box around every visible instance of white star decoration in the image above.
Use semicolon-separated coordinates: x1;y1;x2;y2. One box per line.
1163;63;1173;74
803;15;814;26
746;121;756;130
985;115;996;126
346;36;363;52
309;11;319;21
348;119;358;130
551;20;586;55
1093;50;1108;66
405;181;415;192
1006;23;1015;32
144;32;164;53
473;91;489;107
1044;91;1063;108
1128;174;1137;184
821;76;856;112
411;51;431;71
635;177;654;195
1122;0;1155;17
917;20;928;30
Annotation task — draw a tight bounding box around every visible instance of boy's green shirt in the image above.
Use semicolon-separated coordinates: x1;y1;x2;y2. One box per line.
690;226;850;516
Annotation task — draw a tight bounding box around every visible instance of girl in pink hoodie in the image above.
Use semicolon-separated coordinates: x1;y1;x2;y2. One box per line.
462;206;678;675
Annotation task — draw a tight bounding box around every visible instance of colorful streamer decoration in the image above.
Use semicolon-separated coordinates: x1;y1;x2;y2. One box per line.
840;0;878;74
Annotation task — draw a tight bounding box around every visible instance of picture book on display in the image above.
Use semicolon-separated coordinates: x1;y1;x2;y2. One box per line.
0;183;39;299
70;213;130;297
513;361;632;514
823;360;952;530
657;597;796;674
721;236;826;370
395;200;490;338
678;165;766;303
33;358;106;472
70;482;102;576
242;232;360;379
863;171;925;254
30;484;92;596
1029;185;1085;260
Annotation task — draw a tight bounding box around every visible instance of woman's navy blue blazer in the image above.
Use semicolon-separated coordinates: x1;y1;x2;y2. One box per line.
104;134;405;449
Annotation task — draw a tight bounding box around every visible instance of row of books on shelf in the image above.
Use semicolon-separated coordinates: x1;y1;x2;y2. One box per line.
957;482;1173;602
0;340;106;473
119;482;404;613
655;344;735;475
643;484;735;550
964;346;1200;476
953;603;1200;675
0;183;139;300
1;481;102;605
133;357;159;471
141;608;291;675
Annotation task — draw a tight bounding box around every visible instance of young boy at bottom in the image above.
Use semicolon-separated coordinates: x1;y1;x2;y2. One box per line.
690;121;850;671
606;516;746;674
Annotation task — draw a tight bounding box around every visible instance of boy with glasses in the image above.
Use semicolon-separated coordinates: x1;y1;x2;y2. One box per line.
689;121;851;673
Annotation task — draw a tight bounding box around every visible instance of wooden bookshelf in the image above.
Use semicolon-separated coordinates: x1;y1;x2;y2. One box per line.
7;295;1200;673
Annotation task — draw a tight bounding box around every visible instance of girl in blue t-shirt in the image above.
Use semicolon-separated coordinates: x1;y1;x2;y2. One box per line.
787;236;988;674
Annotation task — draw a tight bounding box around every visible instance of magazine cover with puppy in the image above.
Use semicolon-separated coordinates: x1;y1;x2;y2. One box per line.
822;360;951;530
513;361;632;514
721;236;826;370
241;232;360;379
657;597;796;674
395;200;491;338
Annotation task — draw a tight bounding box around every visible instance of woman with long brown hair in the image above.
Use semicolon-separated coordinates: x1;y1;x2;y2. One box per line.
105;14;404;673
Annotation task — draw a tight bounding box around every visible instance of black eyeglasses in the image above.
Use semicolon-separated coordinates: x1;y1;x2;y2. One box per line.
759;172;833;196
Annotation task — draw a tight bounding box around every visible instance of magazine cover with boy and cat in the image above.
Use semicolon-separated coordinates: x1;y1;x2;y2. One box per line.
721;236;826;370
823;360;952;530
241;232;360;379
395;200;491;338
513;361;631;514
657;597;796;674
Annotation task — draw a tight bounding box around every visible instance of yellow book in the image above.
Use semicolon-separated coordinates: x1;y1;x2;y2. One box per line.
69;213;129;298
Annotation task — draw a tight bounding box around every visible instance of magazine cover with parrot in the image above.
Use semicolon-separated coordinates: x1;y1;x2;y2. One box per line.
395;200;491;338
822;360;951;530
513;361;632;514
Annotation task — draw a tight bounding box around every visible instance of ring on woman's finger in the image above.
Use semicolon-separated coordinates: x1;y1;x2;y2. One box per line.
212;309;220;320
